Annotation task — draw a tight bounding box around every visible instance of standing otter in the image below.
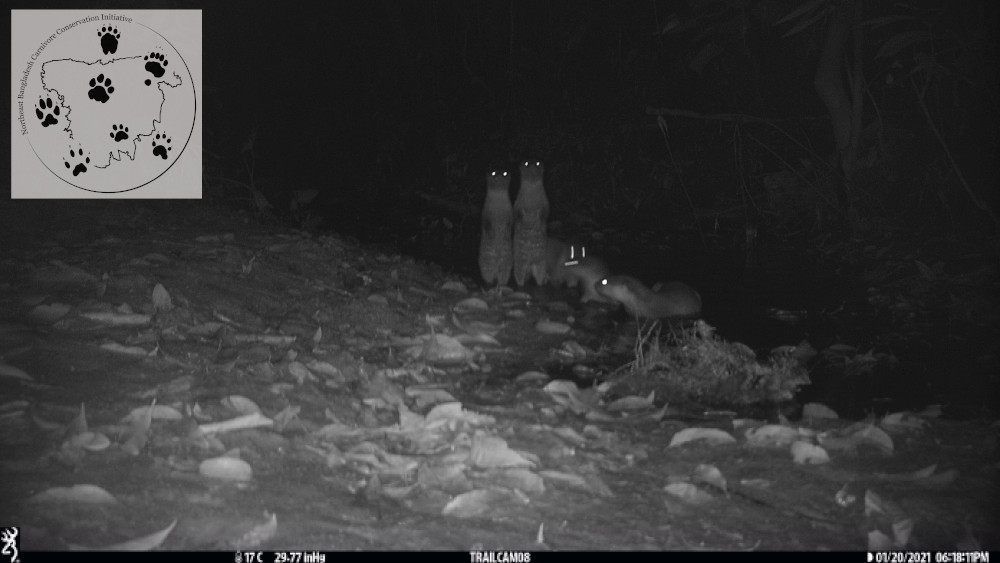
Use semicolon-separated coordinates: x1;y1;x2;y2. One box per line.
546;238;614;303
478;169;513;286
512;160;549;286
595;275;702;319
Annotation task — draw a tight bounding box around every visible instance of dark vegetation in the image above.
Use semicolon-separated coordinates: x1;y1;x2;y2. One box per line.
206;1;1000;415
22;0;999;414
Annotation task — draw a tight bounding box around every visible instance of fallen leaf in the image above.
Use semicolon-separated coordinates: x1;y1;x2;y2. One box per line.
287;361;315;384
198;412;274;435
470;434;535;468
451;314;504;337
81;312;151;326
880;411;928;432
605;391;655;412
151;283;173;312
790;441;829;464
744;424;801;447
440;280;468;293
71;519;177;551
868;529;894;551
535;319;571;335
222;395;261;415
543;380;599;415
491;467;545;494
668;427;737;448
539;470;589;490
68;431;111;451
99;342;151;357
802;402;839;419
0;361;33;381
122;404;183;423
515;370;550;383
453;297;489;314
664;482;714;505
234;513;277;549
405;387;456;410
199;456;253;482
442;488;526;518
65;403;89;437
692;464;727;493
420;334;475;366
29;484;117;504
855;424;894;454
455;332;502;346
27;302;71;324
272;405;301;431
121;399;156;456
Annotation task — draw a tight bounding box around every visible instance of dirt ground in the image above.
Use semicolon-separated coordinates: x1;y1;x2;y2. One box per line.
0;201;996;551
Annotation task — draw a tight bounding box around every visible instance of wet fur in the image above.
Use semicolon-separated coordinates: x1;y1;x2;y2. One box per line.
546;238;613;303
595;275;702;319
478;170;513;285
512;161;549;286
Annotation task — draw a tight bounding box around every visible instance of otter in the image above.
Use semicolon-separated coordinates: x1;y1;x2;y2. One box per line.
512;160;549;286
595;275;702;319
478;169;513;286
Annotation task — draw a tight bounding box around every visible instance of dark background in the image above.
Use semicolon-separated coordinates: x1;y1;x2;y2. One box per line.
4;1;999;415
8;1;998;253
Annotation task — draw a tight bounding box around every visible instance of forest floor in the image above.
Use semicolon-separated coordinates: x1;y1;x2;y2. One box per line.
0;201;996;552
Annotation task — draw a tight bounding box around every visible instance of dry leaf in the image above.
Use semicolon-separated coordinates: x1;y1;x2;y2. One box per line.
802;402;839;419
664;482;714;505
668;427;737;448
440;280;468;293
470;434;535;468
0;361;34;381
692;464;727;492
122;404;182;423
539;470;588;490
535;319;571;335
71;519;177;551
99;342;152;357
514;370;550;383
492;467;545;494
234;513;277;549
790;441;829;464
121;399;156;456
880;411;928;432
744;424;801;447
68;431;111;451
605;391;655;412
222;395;261;415
81;312;151;326
868;530;894;551
453;297;489;314
199;456;253;481
442;488;526;518
27;302;71;324
151;283;173;312
854;424;894;454
543;380;598;415
29;484;117;504
198;412;274;435
420;334;474;366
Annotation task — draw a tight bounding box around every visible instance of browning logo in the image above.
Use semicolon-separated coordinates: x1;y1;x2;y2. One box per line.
0;527;19;563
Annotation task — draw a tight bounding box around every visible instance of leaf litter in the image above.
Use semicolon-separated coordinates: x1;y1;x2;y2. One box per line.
0;203;995;551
